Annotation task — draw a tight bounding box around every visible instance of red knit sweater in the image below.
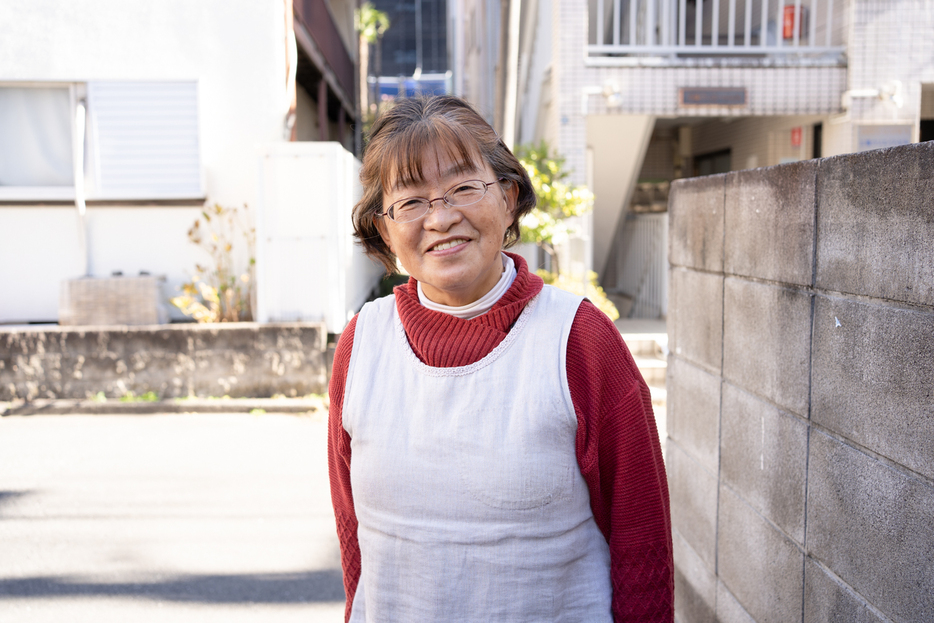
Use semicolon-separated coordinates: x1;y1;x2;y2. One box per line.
327;253;673;622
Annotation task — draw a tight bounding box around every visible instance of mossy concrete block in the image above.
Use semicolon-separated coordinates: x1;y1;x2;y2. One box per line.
717;486;804;623
723;277;812;417
811;295;934;480
816;141;934;306
0;322;328;401
669;174;726;272
669;267;724;375
725;161;817;286
720;383;807;544
668;441;719;572
667;355;720;473
806;431;934;622
803;558;886;623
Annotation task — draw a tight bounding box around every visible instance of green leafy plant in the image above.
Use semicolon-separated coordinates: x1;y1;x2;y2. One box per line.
119;391;159;403
171;203;256;323
517;142;618;320
517;141;594;276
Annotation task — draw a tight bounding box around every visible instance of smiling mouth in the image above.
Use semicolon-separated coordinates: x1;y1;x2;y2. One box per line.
429;239;468;252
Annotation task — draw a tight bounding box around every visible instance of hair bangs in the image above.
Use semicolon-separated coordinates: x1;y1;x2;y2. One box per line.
379;117;485;193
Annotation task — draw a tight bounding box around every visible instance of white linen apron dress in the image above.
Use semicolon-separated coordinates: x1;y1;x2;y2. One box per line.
342;285;613;622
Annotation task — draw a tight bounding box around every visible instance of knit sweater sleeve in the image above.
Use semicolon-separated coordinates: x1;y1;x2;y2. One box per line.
568;302;674;622
327;314;360;623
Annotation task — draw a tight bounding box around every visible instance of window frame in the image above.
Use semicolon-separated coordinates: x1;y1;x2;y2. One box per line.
0;80;204;203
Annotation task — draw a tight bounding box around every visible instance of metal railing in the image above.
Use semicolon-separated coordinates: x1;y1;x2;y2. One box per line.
588;0;846;63
609;212;668;319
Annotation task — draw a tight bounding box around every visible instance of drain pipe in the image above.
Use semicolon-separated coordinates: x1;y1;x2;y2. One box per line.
284;0;298;140
73;96;89;277
502;0;521;150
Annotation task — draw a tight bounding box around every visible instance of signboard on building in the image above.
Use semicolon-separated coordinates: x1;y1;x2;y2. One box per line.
679;88;747;107
791;127;802;147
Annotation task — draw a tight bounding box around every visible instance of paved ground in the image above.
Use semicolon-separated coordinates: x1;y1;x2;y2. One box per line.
0;411;345;623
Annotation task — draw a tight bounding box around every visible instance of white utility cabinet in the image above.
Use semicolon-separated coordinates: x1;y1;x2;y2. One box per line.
256;142;383;333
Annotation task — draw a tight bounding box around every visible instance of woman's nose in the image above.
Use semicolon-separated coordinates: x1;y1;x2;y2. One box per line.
423;199;463;228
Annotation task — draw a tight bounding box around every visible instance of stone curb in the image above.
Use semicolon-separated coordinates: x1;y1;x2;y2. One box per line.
0;398;326;416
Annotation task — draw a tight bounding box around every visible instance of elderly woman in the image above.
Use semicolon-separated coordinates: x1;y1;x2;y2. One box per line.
328;95;672;622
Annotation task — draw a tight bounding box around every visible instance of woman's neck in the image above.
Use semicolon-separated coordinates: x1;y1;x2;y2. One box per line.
416;253;517;319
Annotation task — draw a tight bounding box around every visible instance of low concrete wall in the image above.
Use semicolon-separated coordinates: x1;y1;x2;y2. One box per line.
0;322;328;401
667;141;933;623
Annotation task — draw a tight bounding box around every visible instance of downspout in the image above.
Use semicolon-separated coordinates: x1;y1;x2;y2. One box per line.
502;0;521;150
284;0;298;141
73;96;89;277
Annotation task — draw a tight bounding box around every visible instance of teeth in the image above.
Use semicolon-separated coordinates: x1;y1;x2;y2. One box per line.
432;240;465;252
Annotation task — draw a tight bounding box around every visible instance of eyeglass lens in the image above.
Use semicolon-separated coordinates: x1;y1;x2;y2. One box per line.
388;180;490;223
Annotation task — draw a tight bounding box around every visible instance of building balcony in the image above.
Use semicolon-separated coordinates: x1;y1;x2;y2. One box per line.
588;0;847;67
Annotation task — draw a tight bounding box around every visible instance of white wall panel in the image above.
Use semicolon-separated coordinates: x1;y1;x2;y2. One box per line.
256;142;382;333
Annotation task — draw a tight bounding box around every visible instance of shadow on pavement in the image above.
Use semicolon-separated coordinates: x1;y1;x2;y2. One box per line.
0;570;345;604
0;490;32;511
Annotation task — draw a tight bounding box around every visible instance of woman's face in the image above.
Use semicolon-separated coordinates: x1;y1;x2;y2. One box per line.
378;145;517;307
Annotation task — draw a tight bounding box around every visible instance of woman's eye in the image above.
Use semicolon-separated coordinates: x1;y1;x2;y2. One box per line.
398;199;423;210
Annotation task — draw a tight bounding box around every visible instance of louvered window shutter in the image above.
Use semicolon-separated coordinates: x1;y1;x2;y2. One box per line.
88;81;202;199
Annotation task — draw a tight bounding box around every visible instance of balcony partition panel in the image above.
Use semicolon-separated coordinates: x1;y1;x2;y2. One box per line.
588;0;846;63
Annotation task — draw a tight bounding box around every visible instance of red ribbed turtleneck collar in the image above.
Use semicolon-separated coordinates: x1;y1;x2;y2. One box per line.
392;252;544;368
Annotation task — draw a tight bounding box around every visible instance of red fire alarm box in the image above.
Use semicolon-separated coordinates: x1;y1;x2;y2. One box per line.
791;127;803;147
783;5;809;40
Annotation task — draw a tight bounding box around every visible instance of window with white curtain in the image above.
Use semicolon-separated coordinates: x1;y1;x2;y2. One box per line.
0;81;202;201
0;85;75;196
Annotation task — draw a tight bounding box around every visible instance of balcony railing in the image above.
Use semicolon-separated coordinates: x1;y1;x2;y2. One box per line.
588;0;847;65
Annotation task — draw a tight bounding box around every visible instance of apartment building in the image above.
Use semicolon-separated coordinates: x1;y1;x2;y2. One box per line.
451;0;934;317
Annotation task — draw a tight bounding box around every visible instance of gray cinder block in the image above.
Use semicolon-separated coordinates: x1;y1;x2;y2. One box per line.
717;486;804;623
725;161;817;286
720;383;807;544
668;441;719;571
806;431;934;622
669;174;726;272
803;558;886;623
716;580;756;623
669;267;724;374
673;530;718;623
811;295;934;480
816;141;934;307
667;356;721;473
723;277;812;416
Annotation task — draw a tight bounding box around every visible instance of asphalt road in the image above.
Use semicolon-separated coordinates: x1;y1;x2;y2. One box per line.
0;411;345;623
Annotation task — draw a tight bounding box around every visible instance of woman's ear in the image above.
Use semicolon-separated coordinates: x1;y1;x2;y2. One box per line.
375;213;394;254
502;179;519;228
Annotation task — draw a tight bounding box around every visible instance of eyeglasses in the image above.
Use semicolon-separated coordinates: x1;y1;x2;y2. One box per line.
379;179;502;224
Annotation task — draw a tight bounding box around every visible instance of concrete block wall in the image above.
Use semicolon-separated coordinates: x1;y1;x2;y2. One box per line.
0;322;328;401
666;141;934;623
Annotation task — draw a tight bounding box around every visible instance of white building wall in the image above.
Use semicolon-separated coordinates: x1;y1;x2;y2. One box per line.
690;115;828;169
0;0;288;207
515;0;553;147
0;0;291;322
451;0;501;123
841;0;934;150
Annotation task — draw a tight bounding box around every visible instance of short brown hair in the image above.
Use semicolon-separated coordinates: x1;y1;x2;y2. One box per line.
352;95;535;273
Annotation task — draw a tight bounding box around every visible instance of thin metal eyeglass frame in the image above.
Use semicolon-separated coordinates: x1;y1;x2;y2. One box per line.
378;179;503;224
